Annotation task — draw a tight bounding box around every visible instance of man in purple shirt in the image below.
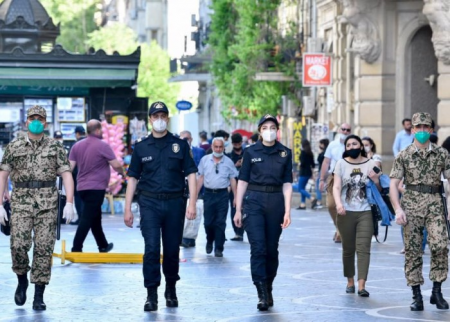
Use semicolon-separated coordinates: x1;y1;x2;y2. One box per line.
69;119;124;252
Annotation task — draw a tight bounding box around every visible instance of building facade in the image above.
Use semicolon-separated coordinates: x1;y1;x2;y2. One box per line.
310;0;450;167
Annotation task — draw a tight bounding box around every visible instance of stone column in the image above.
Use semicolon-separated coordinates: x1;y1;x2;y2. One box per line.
422;0;450;140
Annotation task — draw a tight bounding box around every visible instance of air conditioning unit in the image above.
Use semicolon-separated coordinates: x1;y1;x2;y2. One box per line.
307;38;324;53
302;96;315;117
282;95;298;117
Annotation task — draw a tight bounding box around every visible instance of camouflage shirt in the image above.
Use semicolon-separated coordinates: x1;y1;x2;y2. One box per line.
0;135;71;182
390;143;450;185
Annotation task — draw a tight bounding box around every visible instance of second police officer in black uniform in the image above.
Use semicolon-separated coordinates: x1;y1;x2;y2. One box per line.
124;101;197;312
234;114;293;311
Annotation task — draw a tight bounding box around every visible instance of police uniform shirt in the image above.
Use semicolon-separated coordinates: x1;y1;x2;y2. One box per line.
239;140;293;185
127;132;198;193
198;154;238;189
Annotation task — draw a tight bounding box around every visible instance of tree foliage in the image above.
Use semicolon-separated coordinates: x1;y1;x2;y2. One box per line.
40;0;101;53
86;24;180;113
209;0;301;120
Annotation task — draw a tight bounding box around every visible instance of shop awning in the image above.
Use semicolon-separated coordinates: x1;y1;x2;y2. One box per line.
0;67;137;87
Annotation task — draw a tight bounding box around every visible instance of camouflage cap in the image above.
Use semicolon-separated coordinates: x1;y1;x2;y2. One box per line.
412;112;432;126
27;105;47;119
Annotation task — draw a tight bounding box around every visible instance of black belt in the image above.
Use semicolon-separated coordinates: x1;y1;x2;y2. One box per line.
247;184;282;193
14;181;55;189
204;188;228;193
139;190;184;200
406;185;440;194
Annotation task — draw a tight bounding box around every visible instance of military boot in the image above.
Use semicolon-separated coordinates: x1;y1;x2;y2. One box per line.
144;287;158;311
32;284;46;311
410;285;424;311
254;281;269;311
267;280;274;307
14;274;28;306
430;282;449;310
165;283;178;308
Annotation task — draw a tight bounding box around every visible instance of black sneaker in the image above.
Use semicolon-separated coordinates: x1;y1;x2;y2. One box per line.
230;235;243;241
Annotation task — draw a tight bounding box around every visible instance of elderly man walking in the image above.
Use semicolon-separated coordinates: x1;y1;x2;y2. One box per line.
197;137;238;257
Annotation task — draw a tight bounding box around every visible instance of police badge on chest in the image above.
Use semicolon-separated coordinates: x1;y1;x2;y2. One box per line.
142;156;153;163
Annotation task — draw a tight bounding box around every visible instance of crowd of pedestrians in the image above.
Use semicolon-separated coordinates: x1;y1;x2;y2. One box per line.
2;103;450;314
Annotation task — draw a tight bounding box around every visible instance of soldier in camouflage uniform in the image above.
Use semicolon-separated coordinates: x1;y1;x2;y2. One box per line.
390;112;450;311
0;106;75;311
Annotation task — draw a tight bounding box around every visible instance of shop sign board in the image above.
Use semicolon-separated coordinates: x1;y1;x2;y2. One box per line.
302;53;332;87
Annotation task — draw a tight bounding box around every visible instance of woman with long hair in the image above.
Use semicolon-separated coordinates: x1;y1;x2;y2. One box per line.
362;137;382;169
332;134;381;297
297;139;316;209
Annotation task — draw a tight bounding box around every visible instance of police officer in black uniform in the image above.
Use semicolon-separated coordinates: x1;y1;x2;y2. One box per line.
234;114;293;311
124;101;197;312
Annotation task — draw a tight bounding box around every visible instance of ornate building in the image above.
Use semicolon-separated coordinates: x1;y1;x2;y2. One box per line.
309;0;450;167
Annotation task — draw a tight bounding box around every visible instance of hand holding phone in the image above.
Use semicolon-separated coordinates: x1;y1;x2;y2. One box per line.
373;166;381;174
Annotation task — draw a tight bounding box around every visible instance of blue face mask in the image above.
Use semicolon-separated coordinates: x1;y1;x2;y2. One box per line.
415;131;430;144
28;120;44;135
224;141;230;148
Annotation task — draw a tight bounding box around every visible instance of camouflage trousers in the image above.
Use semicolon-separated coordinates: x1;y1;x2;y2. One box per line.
402;190;449;286
10;204;57;285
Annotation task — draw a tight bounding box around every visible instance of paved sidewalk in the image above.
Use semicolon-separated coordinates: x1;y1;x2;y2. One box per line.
0;207;449;321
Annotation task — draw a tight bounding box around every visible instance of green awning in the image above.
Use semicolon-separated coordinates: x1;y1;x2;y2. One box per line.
0;68;136;87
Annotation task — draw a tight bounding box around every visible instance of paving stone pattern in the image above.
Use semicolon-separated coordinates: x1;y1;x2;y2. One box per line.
0;208;449;321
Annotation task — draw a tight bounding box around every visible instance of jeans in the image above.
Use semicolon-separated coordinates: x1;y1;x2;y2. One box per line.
299;175;312;203
72;190;108;252
316;171;322;203
229;190;244;237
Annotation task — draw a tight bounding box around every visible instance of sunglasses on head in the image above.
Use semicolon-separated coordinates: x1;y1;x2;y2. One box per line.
215;163;219;174
341;128;351;132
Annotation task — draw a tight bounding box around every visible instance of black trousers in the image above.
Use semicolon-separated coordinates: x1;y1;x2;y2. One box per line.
139;194;185;288
203;190;229;251
72;190;108;252
243;190;285;283
229;190;244;237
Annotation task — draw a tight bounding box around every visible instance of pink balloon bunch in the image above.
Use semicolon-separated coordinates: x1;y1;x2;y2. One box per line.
101;121;125;195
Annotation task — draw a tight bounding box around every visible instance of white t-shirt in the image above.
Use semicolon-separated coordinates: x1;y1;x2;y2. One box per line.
334;158;377;212
324;140;345;173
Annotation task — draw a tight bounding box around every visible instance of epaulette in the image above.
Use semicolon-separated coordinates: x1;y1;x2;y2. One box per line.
135;135;149;144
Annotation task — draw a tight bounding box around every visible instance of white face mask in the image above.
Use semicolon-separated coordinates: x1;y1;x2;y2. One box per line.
152;119;167;132
340;133;348;141
213;151;223;158
364;146;371;153
262;130;277;143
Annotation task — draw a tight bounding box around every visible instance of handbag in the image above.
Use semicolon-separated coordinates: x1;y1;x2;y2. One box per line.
1;201;12;236
183;200;203;239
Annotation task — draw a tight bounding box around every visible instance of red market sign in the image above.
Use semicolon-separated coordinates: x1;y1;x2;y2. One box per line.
302;54;332;87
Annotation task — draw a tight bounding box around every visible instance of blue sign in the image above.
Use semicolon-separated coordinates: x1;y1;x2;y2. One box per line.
176;100;193;111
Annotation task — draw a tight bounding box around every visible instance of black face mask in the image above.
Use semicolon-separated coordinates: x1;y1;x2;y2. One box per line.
347;148;361;159
233;146;242;152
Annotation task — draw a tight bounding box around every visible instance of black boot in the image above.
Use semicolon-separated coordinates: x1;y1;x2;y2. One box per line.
144;287;158;311
410;285;424;311
14;274;28;306
32;284;46;311
430;282;449;310
267;280;274;307
254;281;269;311
165;283;178;308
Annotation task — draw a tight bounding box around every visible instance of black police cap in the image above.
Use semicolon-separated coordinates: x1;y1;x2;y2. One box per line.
258;114;279;127
149;101;169;116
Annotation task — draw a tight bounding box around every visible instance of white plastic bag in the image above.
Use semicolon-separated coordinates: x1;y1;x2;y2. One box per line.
183;199;203;239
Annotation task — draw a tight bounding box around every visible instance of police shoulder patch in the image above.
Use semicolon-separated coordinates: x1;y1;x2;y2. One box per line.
279;150;287;158
172;143;180;153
